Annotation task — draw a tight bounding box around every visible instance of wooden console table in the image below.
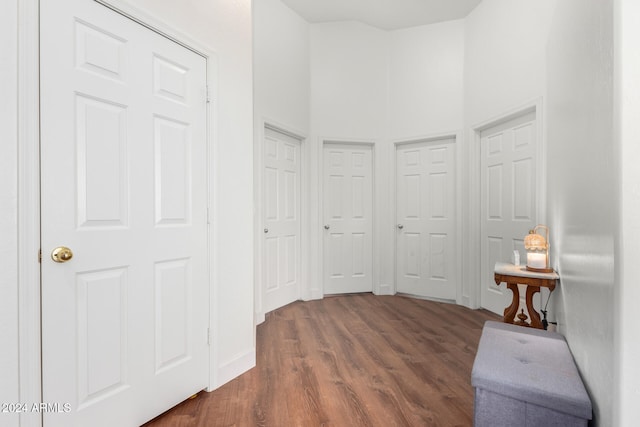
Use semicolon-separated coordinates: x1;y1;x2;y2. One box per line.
493;262;559;329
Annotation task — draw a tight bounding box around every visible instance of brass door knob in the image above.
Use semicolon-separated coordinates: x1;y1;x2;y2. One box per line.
51;246;73;263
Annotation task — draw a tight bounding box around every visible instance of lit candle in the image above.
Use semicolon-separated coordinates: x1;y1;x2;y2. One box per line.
527;253;546;269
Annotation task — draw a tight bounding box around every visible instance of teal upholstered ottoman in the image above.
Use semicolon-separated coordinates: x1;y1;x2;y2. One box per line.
471;321;592;427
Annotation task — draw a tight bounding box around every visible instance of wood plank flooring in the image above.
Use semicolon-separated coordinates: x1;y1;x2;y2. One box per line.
143;294;500;427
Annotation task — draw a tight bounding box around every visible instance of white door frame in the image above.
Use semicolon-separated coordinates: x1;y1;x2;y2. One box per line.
17;1;42;425
392;132;463;303
254;120;308;324
18;2;218;426
319;138;377;296
465;98;546;309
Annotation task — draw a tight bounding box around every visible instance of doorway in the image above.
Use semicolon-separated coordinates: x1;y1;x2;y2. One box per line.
479;110;539;315
395;138;457;300
40;1;210;425
262;126;302;313
322;143;374;294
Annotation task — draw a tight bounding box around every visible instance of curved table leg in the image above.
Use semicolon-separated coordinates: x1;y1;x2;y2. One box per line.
526;285;543;329
503;282;520;324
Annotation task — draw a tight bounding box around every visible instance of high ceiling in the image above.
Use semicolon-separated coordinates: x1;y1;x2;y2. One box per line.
280;0;483;31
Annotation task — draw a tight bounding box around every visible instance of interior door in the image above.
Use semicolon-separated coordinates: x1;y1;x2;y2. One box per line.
263;127;301;313
480;111;537;315
323;144;373;294
396;139;457;300
40;1;209;426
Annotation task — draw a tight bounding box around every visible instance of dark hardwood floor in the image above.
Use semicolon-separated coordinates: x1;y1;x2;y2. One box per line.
144;294;500;427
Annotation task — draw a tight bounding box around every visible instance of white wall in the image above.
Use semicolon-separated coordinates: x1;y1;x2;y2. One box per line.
546;0;614;424
0;2;19;427
309;21;391;296
389;20;464;140
121;0;256;388
253;0;309;133
253;0;310;317
464;0;555;126
463;1;617;424
616;0;640;424
308;20;464;297
5;2;630;424
310;22;389;140
461;0;556;306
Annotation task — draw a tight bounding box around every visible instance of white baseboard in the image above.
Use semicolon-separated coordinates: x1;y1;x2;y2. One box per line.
375;283;394;295
306;288;323;300
459;294;472;308
459;294;482;309
210;349;255;391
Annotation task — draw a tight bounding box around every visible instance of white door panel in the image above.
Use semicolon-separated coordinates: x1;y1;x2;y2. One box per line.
396;139;457;300
323;144;373;294
41;1;209;426
263;128;301;312
480;112;537;315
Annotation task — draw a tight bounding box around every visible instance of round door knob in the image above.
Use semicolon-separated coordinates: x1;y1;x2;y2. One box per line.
264;228;269;233
324;225;330;230
397;224;404;229
51;246;73;263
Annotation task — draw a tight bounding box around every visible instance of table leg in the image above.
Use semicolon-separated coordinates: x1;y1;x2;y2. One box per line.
526;285;543;329
503;282;520;324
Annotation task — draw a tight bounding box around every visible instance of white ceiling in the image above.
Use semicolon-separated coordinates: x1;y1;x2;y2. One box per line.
280;0;483;30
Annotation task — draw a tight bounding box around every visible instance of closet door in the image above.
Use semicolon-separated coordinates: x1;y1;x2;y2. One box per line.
323;144;373;294
480;111;537;315
263;128;301;312
396;139;457;300
40;1;209;425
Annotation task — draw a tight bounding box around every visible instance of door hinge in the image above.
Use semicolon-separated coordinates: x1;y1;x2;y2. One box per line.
38;249;42;263
207;327;212;346
206;85;211;104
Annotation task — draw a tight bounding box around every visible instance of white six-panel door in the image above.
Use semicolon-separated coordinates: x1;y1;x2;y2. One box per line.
323;144;373;294
40;1;209;426
263;128;301;312
396;139;457;300
480;111;537;315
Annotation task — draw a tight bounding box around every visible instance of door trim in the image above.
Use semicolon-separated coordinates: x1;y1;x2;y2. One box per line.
466;98;545;309
93;0;214;56
392;131;463;303
20;3;219;425
17;1;42;426
254;119;308;324
319;139;376;296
